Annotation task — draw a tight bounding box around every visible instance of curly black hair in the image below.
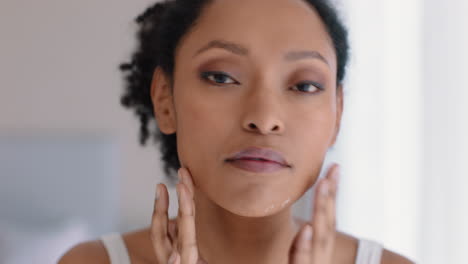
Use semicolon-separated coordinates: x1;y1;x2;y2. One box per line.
120;0;349;179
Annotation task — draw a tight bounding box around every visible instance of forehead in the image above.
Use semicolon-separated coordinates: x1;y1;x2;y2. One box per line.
176;0;337;70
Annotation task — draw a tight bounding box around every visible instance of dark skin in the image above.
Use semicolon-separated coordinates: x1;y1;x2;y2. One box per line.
59;0;415;263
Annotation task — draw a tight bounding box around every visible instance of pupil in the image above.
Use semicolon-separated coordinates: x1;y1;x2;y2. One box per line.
214;74;227;83
298;84;308;91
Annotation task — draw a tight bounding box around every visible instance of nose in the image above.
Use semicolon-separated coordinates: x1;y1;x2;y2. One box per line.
241;89;285;135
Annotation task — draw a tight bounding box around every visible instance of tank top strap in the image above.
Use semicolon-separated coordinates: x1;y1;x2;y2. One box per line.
100;232;382;264
355;238;383;264
101;233;131;264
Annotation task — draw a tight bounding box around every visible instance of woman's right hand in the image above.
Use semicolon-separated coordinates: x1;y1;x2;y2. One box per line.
150;168;207;264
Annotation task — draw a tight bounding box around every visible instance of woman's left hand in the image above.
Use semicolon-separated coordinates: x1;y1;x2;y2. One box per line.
289;163;340;264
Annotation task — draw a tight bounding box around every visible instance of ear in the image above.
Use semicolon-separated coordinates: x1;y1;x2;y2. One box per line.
329;85;344;147
151;67;177;134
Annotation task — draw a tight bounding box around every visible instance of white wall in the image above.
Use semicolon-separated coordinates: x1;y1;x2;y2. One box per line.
421;0;468;263
338;0;422;260
0;0;168;232
340;0;468;262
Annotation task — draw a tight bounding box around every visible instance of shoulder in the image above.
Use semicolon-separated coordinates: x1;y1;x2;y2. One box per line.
333;231;414;264
121;227;157;263
336;230;414;264
381;249;415;264
57;239;109;264
58;228;157;264
336;231;415;264
333;231;359;263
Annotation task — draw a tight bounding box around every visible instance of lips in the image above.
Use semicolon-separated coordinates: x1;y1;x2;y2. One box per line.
225;147;290;167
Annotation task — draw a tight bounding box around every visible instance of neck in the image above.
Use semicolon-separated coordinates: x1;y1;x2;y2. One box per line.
194;188;300;264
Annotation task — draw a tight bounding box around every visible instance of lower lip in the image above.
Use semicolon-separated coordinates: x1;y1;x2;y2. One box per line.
227;159;287;173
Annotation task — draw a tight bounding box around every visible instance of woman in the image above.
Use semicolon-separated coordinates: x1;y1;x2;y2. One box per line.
59;0;414;263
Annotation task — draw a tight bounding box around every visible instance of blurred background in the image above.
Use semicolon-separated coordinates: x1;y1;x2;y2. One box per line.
0;0;466;263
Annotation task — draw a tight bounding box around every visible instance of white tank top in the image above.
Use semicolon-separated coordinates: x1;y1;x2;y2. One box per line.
101;233;383;264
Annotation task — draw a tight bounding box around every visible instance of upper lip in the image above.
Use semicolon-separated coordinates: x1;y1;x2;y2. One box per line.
226;147;290;167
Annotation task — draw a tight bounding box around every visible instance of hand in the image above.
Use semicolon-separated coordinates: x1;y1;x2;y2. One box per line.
289;163;340;264
150;168;207;264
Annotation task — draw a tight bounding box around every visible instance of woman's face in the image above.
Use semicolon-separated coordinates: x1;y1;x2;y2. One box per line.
154;0;342;217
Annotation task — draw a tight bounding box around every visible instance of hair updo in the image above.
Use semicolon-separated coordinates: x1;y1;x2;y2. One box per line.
120;0;349;179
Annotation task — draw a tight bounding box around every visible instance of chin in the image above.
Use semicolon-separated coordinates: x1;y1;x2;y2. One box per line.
217;197;293;218
228;205;289;218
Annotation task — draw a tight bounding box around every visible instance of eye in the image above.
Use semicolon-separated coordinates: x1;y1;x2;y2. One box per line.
290;82;323;94
200;71;239;85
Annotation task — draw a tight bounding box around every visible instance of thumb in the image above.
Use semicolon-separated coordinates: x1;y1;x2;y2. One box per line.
289;225;313;264
168;251;180;264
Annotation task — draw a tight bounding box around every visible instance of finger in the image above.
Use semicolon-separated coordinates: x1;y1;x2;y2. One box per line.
176;182;199;263
151;184;173;263
179;168;197;218
168;220;179;247
168;251;181;264
328;163;340;193
325;164;340;234
289;224;313;264
179;168;195;198
311;178;335;263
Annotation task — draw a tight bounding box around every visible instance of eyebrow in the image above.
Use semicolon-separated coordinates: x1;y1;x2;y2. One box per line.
193;39;330;66
284;50;330;66
194;40;249;57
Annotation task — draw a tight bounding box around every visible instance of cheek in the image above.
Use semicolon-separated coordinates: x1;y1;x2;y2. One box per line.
174;90;242;204
292;97;336;146
174;87;236;169
299;110;335;147
290;106;336;183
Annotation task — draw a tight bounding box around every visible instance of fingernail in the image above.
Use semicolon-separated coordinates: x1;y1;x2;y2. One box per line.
332;166;340;182
179;185;192;215
168;251;176;264
155;185;160;200
178;169;183;183
303;225;313;241
176;184;180;203
321;181;329;196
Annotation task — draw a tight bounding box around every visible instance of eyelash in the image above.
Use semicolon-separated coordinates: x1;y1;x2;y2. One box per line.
200;71;324;94
200;71;239;85
290;82;324;93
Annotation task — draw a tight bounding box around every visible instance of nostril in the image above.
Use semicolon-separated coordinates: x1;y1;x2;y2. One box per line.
248;123;257;129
